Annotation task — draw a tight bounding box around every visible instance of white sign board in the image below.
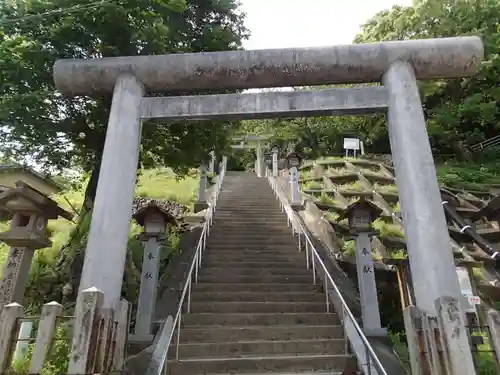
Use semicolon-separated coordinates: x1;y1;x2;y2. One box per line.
456;267;478;313
344;138;360;150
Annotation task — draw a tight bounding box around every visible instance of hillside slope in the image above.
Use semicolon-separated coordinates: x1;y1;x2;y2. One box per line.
0;167;202;312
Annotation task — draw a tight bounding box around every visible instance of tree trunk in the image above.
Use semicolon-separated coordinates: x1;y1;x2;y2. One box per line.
83;160;101;211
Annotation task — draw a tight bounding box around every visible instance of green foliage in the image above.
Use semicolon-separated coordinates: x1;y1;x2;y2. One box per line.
372;219;405;238
0;167;200;313
353;0;500;155
0;0;248;174
11;324;70;375
436;159;500;189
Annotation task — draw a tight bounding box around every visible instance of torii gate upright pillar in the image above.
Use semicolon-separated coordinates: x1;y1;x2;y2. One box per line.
383;61;462;314
77;75;144;309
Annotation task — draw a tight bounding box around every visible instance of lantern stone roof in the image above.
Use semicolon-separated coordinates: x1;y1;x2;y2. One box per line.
338;196;383;222
0;181;73;221
132;197;184;226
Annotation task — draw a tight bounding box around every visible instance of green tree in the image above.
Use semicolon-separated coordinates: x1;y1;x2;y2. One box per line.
354;0;500;157
0;0;248;207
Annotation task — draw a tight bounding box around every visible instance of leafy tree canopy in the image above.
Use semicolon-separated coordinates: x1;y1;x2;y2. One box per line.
0;0;248;192
354;0;500;156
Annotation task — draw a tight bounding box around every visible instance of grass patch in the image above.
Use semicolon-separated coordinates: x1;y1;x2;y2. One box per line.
136;168;199;206
390;249;407;259
302;180;323;190
374;183;398;194
436;160;500;190
337;180;364;192
317;193;336;205
324;211;340;221
342;239;356;256
373;219;405;238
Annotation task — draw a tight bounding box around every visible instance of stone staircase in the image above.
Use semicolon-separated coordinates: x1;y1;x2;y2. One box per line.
167;172;349;374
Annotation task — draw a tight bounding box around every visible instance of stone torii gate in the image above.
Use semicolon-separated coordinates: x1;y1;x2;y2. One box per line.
53;37;483;318
231;134;272;177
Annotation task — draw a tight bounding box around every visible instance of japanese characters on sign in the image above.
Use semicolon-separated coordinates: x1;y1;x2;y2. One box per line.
0;247;24;303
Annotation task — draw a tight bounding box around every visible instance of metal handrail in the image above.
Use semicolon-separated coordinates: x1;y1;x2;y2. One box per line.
470;134;500;152
150;156;227;375
266;169;388;375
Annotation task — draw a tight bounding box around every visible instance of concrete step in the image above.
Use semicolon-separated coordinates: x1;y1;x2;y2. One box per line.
216;207;280;211
192;283;319;293
206;244;298;251
190;291;323;303
202;252;305;263
211;225;286;229
198;274;313;284
209;224;288;230
207;238;296;245
209;226;289;231
182;312;339;327
184;372;341;375
200;261;305;269
214;212;284;217
167;354;347;374
207;233;293;239
189;301;328;314
178;325;344;343
201;267;311;277
170;339;346;359
208;240;298;246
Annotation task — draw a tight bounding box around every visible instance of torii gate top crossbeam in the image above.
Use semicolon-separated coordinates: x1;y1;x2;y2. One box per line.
53;37;483;97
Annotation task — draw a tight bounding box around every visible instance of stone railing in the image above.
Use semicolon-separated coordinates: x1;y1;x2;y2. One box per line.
0;288;129;374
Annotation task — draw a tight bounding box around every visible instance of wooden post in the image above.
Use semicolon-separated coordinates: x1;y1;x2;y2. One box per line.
403;305;424;375
486;309;500;365
68;287;104;374
0;302;24;372
435;296;476;375
29;301;63;374
113;299;131;370
94;307;116;373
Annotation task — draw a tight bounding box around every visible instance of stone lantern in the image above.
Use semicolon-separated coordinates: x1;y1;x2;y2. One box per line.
132;201;176;341
339;197;386;337
285;151;302;208
0;181;73;308
340;197;382;234
285;151;301;169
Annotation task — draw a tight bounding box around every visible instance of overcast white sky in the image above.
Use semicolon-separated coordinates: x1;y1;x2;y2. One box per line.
240;0;413;50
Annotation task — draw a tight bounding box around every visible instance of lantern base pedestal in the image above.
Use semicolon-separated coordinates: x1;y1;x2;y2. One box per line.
129;333;155;343
193;201;209;213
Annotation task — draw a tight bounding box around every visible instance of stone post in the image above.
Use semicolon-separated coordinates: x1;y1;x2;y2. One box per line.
383;61;462;314
255;141;264;177
29;301;62;374
272;148;279;177
0;183;72;309
132;202;175;341
194;164;209;213
289;167;301;206
135;237;161;340
78;74;145;309
208;151;216;173
0;302;24;372
355;233;386;336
